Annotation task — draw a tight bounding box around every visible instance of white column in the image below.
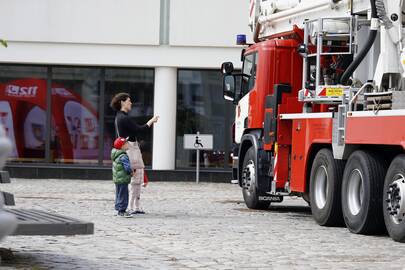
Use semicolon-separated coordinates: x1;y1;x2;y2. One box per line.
152;67;177;170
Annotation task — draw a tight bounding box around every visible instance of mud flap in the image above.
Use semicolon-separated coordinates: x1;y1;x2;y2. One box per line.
257;148;272;194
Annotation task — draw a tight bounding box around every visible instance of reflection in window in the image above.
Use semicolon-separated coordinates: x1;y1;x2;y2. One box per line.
176;70;234;168
241;53;258;96
103;68;154;166
51;67;101;164
0;66;48;162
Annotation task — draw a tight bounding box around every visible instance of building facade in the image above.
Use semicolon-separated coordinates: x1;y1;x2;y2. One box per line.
0;0;250;171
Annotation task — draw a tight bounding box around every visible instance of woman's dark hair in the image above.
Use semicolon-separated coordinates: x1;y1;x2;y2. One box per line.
110;92;130;111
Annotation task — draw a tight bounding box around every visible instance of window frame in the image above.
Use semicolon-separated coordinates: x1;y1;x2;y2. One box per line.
240;51;258;99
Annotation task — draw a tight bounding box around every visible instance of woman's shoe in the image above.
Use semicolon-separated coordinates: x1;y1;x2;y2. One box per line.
130;210;145;215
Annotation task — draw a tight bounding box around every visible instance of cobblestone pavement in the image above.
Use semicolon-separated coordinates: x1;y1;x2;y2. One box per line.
0;179;405;269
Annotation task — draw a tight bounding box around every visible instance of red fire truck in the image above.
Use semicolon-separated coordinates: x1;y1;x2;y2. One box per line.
221;0;405;242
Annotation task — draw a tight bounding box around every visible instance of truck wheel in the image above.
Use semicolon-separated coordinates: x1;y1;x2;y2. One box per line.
341;150;386;234
383;155;405;242
310;148;344;226
241;147;270;210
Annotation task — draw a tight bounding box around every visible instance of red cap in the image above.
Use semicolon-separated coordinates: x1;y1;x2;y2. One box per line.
113;137;127;150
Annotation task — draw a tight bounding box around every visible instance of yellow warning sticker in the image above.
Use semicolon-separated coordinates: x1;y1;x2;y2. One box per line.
326;87;343;96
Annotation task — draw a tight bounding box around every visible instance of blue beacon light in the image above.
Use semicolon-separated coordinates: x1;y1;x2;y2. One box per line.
236;34;247;45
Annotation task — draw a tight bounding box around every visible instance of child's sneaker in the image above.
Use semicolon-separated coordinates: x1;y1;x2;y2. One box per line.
129;209;145;215
117;211;132;218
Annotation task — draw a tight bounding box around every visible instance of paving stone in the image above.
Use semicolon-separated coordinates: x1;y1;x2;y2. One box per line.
0;179;404;269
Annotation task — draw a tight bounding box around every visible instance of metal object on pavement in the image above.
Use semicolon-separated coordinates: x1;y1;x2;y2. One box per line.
6;209;94;236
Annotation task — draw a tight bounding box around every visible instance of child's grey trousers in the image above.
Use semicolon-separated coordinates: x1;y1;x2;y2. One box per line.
129;168;143;211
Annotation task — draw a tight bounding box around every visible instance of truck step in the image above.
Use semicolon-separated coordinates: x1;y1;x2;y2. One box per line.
5;209;94;236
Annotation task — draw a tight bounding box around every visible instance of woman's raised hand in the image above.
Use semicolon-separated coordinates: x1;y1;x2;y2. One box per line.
147;115;159;127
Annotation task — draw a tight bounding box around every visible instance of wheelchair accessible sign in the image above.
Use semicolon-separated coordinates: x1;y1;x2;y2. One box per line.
184;132;213;184
183;133;213;150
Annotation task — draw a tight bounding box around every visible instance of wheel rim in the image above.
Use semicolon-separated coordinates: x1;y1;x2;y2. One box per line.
347;169;364;216
242;160;255;195
314;165;328;209
386;173;405;224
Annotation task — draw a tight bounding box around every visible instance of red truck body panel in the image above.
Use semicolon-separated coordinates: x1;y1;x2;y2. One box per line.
290;118;333;192
346;114;405;149
245;39;303;131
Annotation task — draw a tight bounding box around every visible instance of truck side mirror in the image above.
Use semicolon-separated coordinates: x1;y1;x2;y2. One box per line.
223;74;236;102
241;49;246;61
221;62;234;75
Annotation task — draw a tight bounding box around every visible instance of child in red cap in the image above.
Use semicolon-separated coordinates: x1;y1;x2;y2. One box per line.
111;137;133;217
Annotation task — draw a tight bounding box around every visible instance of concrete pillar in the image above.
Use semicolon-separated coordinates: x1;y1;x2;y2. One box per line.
152;67;177;170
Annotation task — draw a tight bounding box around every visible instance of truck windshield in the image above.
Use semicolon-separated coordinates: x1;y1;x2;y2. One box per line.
240;52;258;98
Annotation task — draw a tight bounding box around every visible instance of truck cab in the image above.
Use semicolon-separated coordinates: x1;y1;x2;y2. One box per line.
222;32;303;207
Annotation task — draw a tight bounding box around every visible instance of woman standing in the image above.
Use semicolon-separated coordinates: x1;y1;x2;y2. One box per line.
110;92;158;214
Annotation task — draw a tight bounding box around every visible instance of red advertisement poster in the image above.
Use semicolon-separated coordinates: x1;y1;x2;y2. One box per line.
0;78;99;162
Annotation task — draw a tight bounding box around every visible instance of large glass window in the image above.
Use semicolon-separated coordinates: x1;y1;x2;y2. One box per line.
0;66;48;163
176;70;234;169
51;67;101;164
103;68;154;166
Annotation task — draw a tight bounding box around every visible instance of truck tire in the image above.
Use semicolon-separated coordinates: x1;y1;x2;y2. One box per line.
241;147;270;210
309;148;344;226
383;155;405;243
341;150;386;234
